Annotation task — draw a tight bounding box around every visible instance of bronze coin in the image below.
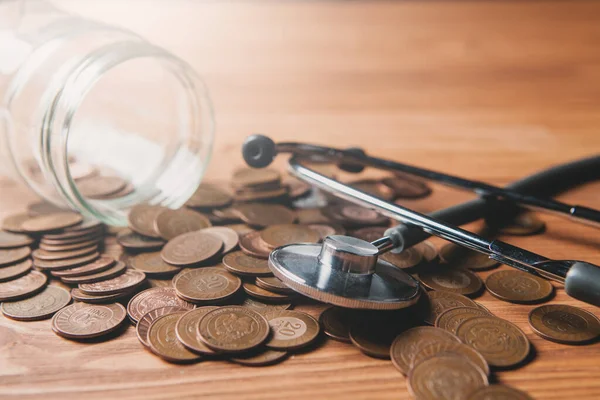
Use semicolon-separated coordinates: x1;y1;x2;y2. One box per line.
92;182;134;199
496;213;546;236
238;231;271;259
435;306;492;335
242;297;292;316
32;245;98;261
235;204;296;228
70;288;135;304
175;306;219;354
21;212;83;233
350;180;395;201
390;326;460;375
127;287;195;323
418;268;483;296
339;205;388;226
197;306;270;353
319;307;352;343
136;306;190;347
127;252;181;277
265;310;320;350
440;244;500;271
2;213;31;233
224;224;255;237
0;259;33;282
185;184;233;209
418;290;480;325
1;286;71;321
26;201;66;216
260;224;321;250
174;267;241;303
349;318;405;359
63;219;103;232
232;168;281;188
77;175;128;198
486;269;554;304
38;239;101;252
255;276;294;294
408;355;488;400
128;205;165;238
381;176;432;199
467;385;534;400
79;268;146;295
42;227;103;242
51;302;126;339
222;251;272;276
161;231;223;267
60;261;126;284
414;240;438;263
0;231;34;249
51;256;116;278
34;252;100;270
412;341;490;376
116;229;165;250
349;226;387;242
243;282;293;302
296;208;331;225
380;247;423;269
148;312;202;363
154;208;212;240
0;247;31;266
230;349;289;366
201;227;239;253
307;224;343;241
528;304;600;344
0;270;47;301
235;187;289;202
456;316;530;368
212;207;243;222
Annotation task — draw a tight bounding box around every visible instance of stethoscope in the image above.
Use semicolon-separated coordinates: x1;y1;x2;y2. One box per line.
242;134;600;309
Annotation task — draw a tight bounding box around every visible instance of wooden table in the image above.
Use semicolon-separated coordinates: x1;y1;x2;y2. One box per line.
1;1;599;398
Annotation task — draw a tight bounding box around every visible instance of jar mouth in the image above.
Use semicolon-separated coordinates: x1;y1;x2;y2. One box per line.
41;41;214;225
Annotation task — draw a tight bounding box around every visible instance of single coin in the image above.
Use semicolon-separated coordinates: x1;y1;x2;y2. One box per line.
528;304;600;344
185;184;233;209
32;245;98;261
349;226;387;242
0;231;34;249
51;256;116;278
456;316;530;368
128;205;165;238
200;227;239;253
61;261;126;284
136;306;190;347
243;282;293;302
1;286;71;321
255;276;294;294
69;160;98;180
175;306;219;354
127;252;180;277
222;251;272;276
0;259;32;282
350;180;396;201
0;247;31;267
319;307;353;343
418;290;479;325
79;268;146;295
70;288;135;304
0;270;47;301
486;269;554;304
34;252;99;270
238;231;271;259
197;306;270;353
435;306;492;335
339;205;387;226
93;182;134;199
408;355;488;400
232;168;281;188
235;204;296;228
260;224;321;250
21;212;83;233
307;224;342;241
496;213;546;236
230;349;289;366
154;208;212;240
440;244;500;271
242;298;292;316
382;175;432;199
174;267;241;303
77;175;128;198
127;287;195;323
380;247;423;270
161;231;223;266
2;213;31;233
418;268;483;296
266;310;320;350
116;229;165;250
349;319;405;359
412;341;490;376
467;385;534;400
390;326;461;375
148;312;202;362
51;302;126;339
414;240;438;263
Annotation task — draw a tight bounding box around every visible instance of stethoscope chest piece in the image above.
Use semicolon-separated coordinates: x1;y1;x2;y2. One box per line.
268;235;422;310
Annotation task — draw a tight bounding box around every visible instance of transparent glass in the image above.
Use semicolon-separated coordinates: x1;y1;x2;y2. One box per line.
0;0;215;225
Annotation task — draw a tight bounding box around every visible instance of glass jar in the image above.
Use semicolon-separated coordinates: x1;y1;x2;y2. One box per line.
0;0;214;225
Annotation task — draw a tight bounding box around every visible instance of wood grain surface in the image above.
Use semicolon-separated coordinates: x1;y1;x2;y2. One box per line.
1;1;599;399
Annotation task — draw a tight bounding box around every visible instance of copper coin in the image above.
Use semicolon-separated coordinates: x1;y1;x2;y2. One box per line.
319;307;352;343
77;175;128;199
307;224;343;241
224;224;255;237
418;268;483;296
235;187;289;202
201;227;239;253
161;231;223;266
296;208;331;225
349;226;387;242
230;349;289;366
467;385;534;400
528;304;600;344
40;233;103;247
382;176;432;199
238;231;271;259
2;213;31;233
414;240;438;263
185;184;232;209
390;326;460;374
0;247;31;267
380;247;423;270
255;276;294;294
350;180;395;201
34;252;100;270
265;310;320;350
79;268;146;295
197;306;270;353
232;168;281;188
128;205;165;238
175;306;219;354
154;208;212;240
32;245;98;261
486;269;554;304
243;282;293;302
63;219;103;232
51;256;116;278
339;205;388;226
1;286;71;321
440;244;500;271
497;213;546;236
235;204;296;228
222;251;272;276
212;207;243;222
127;287;195;323
26;201;66;216
349;318;405;359
51;302;126;339
0;259;32;282
174;267;241;303
418;290;479;325
21;212;83;233
435;306;492;335
116;229;165;250
148;312;202;362
242;298;292;316
456;316;530;368
136;306;190;347
60;261;126;284
0;270;47;301
38;239;101;252
412;341;490;376
126;252;180;277
42;227;103;242
0;231;34;249
408;355;488;400
259;224;321;250
70;288;135;304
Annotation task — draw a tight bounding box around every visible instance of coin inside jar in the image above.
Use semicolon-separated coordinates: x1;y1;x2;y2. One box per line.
77;175;128;199
161;231;223;267
265;310;320;351
222;251;272;276
154;208;212;240
417;268;483;297
127;205;165;238
173;267;241;303
528;304;600;344
1;286;71;321
52;302;126;340
174;306;219;354
148;312;202;363
259;224;321;249
485;269;554;304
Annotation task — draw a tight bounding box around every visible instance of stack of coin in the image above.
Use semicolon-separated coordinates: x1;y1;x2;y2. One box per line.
231;168;311;203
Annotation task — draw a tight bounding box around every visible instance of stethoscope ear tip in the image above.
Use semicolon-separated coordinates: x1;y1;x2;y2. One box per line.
242;134;276;168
